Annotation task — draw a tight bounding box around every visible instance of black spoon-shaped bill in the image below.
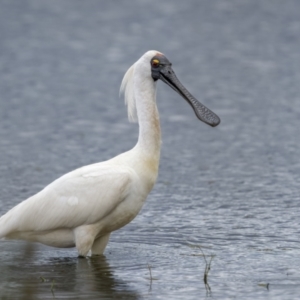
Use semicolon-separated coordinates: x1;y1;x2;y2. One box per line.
159;66;220;127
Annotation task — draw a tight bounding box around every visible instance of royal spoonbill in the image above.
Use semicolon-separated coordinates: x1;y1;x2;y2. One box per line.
0;50;220;257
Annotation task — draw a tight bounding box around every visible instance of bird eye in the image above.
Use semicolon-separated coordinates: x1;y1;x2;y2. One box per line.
152;59;160;68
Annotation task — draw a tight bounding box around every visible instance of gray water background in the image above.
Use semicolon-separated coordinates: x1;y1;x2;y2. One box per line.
0;0;299;299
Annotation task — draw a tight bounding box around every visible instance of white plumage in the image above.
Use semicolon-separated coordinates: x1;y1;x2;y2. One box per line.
120;62;138;122
0;50;220;257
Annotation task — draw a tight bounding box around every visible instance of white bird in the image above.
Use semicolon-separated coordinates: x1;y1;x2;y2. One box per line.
0;51;220;257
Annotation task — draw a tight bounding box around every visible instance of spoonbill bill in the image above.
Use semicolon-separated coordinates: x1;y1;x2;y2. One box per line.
0;51;220;257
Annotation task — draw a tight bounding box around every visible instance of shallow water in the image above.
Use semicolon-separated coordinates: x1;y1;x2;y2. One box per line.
0;0;300;299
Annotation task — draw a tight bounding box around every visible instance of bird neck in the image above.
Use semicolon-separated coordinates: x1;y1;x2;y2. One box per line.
134;75;161;161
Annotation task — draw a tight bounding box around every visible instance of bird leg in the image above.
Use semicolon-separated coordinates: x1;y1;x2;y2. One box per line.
74;226;96;257
91;233;111;256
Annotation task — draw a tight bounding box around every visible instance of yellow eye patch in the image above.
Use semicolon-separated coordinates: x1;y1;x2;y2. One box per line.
153;59;159;64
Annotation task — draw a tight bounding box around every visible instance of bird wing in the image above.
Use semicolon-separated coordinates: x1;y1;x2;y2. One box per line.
1;162;136;234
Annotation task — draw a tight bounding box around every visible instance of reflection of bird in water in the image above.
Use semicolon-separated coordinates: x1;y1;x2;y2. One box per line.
1;245;141;299
0;51;220;257
52;256;142;298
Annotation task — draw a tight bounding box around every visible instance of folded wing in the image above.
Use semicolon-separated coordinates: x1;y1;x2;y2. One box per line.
0;163;135;237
